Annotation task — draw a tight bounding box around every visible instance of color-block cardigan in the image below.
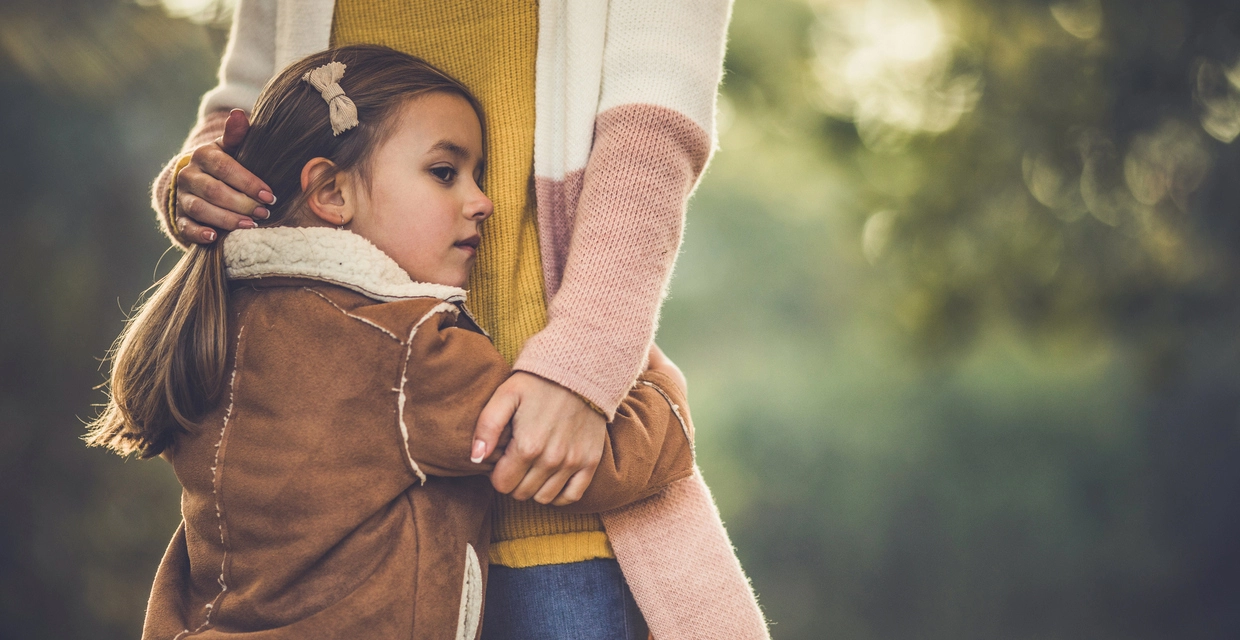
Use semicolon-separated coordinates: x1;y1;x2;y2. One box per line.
149;1;768;637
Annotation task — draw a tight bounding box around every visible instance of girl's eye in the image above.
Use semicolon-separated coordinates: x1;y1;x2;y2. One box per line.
430;166;456;182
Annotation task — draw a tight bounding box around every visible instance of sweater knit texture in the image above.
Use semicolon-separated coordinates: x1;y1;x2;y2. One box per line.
330;0;610;569
332;0;546;366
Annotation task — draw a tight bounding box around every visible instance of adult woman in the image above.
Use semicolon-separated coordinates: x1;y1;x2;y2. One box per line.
151;2;767;638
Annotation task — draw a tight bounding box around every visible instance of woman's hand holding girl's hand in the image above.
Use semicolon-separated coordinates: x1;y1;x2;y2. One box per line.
174;109;276;244
474;372;607;507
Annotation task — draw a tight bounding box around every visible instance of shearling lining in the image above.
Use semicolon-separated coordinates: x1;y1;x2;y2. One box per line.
223;227;468;303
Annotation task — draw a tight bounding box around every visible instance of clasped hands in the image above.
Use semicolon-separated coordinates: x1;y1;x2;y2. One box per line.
467;340;686;505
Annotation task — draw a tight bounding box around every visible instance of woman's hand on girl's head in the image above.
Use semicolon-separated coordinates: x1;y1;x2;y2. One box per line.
174;109;277;244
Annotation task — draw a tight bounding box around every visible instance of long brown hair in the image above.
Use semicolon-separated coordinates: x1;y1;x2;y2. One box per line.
87;45;485;457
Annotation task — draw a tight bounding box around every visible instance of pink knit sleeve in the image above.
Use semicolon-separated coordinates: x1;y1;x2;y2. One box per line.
150;109;231;248
514;105;711;417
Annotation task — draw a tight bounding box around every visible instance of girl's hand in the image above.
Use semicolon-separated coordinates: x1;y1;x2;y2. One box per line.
174;109;276;244
473;372;606;506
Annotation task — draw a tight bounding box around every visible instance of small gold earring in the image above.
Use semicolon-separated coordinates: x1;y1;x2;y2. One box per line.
337;213;345;229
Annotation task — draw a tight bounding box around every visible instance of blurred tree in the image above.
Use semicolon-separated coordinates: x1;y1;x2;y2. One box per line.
725;0;1240;363
674;0;1240;637
0;1;226;637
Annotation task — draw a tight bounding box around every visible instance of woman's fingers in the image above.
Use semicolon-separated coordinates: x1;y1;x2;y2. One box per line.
189;142;275;214
508;459;557;502
179;164;269;221
220;109;250;153
177;190;260;234
170;110;270;245
487;372;606;500
176;217;218;245
531;467;577;504
551;469;593;507
474;379;520;464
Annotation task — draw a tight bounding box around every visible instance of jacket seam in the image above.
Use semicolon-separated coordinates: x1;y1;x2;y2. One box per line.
302;287;401;342
396;303;459;485
405;490;420;637
636;379;693;454
174;324;245;639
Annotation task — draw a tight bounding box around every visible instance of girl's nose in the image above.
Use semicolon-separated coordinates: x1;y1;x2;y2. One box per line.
469;189;494;221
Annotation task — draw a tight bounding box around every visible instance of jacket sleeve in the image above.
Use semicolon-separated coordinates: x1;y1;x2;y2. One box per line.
559;370;696;513
398;308;512;481
151;0;277;247
512;0;733;418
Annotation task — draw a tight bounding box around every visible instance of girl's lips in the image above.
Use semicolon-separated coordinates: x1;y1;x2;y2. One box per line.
454;235;480;256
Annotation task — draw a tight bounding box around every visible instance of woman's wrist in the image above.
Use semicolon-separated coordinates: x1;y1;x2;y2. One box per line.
571;390;607;418
166;154;194;242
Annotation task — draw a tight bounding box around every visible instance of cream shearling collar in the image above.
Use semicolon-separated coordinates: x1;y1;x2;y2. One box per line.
223;227;468;303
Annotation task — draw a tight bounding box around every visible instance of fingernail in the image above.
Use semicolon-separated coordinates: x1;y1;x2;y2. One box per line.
203;230;217;242
259;190;276;205
253;207;270;219
237;219;258;229
470;440;487;464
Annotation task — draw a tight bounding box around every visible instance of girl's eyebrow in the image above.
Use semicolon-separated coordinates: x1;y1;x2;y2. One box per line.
429;139;471;160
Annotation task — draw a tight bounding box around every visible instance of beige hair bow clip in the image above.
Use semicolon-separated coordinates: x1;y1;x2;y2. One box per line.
302;61;359;136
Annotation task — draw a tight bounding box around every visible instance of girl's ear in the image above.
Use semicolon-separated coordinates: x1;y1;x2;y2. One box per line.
300;157;359;227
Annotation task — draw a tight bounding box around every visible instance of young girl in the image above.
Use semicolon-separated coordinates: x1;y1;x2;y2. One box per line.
87;45;695;639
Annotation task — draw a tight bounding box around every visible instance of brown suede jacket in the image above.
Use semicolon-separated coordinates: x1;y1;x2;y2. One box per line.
142;228;694;640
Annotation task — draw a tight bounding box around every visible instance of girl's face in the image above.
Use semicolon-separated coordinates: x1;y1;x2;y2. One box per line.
348;92;492;288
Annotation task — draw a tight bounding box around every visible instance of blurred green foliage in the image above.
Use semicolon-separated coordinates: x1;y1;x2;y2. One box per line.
2;0;1239;638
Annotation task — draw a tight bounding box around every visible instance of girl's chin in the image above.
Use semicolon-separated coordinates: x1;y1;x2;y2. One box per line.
441;267;471;289
404;271;467;288
404;259;472;288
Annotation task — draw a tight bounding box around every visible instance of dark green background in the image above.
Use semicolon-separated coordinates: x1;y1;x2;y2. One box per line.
3;0;1238;637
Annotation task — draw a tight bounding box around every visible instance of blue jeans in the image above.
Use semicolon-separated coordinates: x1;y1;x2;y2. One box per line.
481;559;649;640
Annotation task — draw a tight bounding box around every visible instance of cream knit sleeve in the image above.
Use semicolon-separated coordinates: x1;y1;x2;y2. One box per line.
150;0;278;247
198;0;278;120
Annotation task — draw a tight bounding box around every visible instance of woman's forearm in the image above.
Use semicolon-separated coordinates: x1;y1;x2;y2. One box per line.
150;111;231;247
514;105;711;418
515;0;731;417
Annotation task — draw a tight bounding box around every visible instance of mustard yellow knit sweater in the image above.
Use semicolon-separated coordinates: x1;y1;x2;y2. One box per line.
331;0;613;568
